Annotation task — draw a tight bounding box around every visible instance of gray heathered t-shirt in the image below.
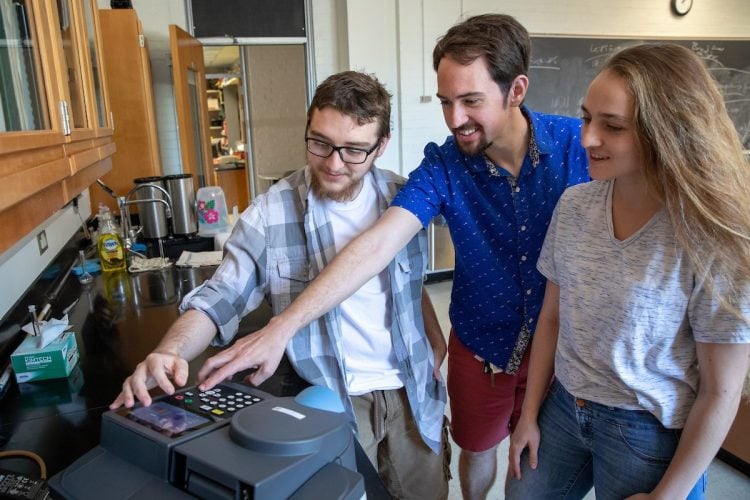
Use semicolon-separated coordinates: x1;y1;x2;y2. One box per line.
538;180;750;428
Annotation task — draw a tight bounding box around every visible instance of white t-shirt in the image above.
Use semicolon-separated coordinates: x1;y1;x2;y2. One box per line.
321;173;403;395
538;180;750;428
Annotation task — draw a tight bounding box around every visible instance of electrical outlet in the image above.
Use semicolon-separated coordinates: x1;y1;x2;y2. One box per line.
37;230;48;255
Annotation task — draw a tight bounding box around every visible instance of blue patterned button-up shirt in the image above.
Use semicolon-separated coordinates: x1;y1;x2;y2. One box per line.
392;107;588;372
181;166;447;453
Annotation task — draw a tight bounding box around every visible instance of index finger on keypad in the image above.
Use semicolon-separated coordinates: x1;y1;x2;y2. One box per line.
172;358;189;388
152;367;176;396
199;357;251;391
196;349;231;385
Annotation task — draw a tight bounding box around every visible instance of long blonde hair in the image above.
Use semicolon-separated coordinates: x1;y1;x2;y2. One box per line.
602;43;750;325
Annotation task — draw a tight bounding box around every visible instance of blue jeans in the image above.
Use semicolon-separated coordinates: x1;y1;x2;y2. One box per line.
506;379;707;500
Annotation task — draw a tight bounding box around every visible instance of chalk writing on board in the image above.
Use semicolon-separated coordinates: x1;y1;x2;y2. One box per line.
525;37;750;149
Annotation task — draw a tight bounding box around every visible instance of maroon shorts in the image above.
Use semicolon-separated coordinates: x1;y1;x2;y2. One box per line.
447;330;530;452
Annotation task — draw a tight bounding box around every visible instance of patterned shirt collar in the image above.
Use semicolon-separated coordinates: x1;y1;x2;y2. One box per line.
485;106;540;176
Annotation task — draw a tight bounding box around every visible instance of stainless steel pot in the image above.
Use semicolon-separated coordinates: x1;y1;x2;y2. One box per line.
133;176;169;239
163;174;198;235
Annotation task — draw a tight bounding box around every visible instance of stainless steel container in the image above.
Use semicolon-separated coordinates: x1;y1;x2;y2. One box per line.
133;176;169;239
164;174;198;235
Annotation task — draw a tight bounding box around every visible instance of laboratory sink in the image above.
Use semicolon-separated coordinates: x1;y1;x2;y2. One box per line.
144;234;216;261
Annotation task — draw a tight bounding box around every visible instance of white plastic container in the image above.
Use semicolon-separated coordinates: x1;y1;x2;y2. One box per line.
196;186;230;236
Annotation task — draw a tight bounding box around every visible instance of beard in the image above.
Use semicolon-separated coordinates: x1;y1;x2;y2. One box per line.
453;126;493;157
455;135;493;157
310;172;363;202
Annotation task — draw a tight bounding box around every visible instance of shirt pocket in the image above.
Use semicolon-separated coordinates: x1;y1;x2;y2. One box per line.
277;257;310;281
398;232;426;276
271;256;311;310
391;251;421;293
397;253;413;274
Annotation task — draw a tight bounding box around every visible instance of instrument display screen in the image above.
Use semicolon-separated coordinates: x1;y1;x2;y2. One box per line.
127;402;212;438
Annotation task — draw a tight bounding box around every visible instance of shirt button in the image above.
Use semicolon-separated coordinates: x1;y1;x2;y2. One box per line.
515;186;521;193
528;318;534;323
520;225;527;231
526;289;532;295
521;255;527;261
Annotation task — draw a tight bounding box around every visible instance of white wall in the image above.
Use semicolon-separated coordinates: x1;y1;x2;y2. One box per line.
396;0;463;173
342;0;401;172
310;0;349;82
464;0;749;36
0;191;92;319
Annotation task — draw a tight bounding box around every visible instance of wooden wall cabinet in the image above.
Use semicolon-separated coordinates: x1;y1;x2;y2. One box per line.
0;0;114;254
90;8;162;213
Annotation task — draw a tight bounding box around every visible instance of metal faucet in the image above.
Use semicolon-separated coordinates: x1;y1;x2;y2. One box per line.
120;184;173;251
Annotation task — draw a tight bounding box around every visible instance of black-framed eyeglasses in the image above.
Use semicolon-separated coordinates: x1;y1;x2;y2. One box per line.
305;137;380;164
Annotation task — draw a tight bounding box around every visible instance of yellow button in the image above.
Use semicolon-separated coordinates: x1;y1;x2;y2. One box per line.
211;409;225;415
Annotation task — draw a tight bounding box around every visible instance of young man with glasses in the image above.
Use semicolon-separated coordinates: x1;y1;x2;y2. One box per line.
111;71;450;499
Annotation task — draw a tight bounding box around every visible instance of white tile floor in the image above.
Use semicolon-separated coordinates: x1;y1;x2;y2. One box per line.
424;279;750;499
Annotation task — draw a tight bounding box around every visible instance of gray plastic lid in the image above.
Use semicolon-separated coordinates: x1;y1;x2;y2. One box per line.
229;398;349;456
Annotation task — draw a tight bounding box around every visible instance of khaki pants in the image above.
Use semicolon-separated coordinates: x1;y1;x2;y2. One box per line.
352;388;451;499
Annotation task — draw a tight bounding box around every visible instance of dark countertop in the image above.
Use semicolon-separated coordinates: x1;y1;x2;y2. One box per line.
0;243;389;498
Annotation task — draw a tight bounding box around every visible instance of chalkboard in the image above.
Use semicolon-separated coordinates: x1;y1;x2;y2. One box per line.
525;37;750;150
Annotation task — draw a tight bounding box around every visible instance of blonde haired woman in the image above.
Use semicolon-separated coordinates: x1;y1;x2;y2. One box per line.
507;43;750;500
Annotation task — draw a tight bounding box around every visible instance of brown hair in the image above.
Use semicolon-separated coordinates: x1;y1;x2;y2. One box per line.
432;13;530;96
602;43;750;322
306;71;391;139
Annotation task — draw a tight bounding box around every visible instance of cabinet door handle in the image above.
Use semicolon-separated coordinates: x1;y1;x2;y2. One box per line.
59;100;71;135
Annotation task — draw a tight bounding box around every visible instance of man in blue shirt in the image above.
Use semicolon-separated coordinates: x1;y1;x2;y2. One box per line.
194;14;588;499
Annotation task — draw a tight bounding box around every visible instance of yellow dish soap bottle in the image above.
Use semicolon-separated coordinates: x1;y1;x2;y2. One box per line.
97;204;126;272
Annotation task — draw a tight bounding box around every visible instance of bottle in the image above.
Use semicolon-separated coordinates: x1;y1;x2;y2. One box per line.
196;186;230;236
97;204;126;272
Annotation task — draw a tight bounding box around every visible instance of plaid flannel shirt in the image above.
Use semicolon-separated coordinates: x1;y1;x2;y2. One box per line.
181;166;447;453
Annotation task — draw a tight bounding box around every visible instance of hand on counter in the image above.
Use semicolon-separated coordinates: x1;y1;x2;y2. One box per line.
109;352;189;409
